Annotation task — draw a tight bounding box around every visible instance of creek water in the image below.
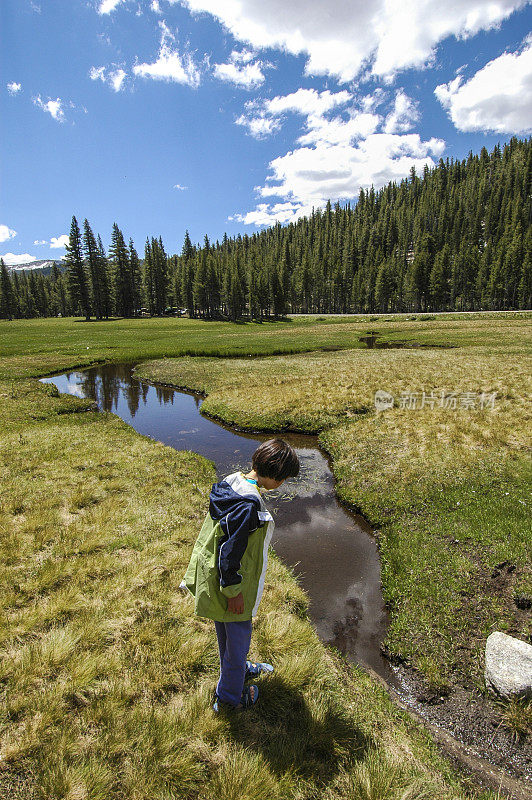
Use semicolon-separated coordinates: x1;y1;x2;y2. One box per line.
41;361;396;684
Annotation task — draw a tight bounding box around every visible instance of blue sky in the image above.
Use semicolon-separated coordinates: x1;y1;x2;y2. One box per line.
2;0;531;264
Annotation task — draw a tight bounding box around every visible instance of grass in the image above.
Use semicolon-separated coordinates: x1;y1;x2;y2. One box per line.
1;311;530;381
1;311;530;798
499;698;532;741
0;379;489;799
134;325;531;693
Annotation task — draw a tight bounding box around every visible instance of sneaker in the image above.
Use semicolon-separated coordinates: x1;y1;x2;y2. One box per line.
213;684;259;713
244;660;274;682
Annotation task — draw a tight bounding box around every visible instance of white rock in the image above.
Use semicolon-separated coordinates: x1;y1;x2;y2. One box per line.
485;631;532;699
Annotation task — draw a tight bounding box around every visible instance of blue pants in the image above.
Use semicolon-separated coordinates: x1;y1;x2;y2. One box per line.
214;619;252;706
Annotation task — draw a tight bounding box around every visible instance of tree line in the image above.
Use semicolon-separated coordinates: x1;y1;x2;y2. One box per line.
1;135;530;321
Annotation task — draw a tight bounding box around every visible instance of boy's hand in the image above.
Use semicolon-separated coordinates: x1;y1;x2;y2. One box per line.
227;592;244;614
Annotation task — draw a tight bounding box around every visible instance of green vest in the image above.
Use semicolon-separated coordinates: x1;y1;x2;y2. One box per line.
183;506;275;622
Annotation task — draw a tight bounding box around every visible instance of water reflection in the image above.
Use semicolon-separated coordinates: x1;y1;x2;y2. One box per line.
41;361;395;683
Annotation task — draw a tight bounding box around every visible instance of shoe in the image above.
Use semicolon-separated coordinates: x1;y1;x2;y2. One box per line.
235;684;259;710
213;684;259;713
244;660;274;682
212;694;230;713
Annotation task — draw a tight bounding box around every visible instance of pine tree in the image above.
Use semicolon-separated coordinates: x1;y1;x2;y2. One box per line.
65;215;91;320
279;239;291;313
193;247;208;317
10;271;21;317
143;238;155;315
247;251;261;321
181;230;195;318
97;235;112;318
83;219;106;319
429;246;450;311
375;261;394;313
0;259;15;319
14;137;531;320
150;237;168;315
206;254;220;319
109;223;133;316
34;272;48;315
271;267;284;317
129;239;142;316
518;252;532;309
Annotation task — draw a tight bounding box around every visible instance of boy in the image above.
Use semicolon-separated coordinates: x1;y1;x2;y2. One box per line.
182;438;300;712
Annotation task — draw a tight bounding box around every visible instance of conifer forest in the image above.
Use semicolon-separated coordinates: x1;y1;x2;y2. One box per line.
1;136;531;321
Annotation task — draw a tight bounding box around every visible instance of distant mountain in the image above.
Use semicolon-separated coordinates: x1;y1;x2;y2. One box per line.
7;259;67;276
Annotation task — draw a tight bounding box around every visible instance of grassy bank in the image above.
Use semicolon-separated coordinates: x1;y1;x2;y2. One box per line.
0;378;489;798
134;333;531;693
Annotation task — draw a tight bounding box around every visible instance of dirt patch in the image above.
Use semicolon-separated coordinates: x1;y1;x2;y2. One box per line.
358;331;455;349
393;665;532;789
452;554;532;688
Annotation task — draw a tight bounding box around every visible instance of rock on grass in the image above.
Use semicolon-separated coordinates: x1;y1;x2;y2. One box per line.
485;632;532;699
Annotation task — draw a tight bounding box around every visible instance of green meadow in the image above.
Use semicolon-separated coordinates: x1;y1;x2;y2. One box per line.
0;312;530;799
0;310;528;380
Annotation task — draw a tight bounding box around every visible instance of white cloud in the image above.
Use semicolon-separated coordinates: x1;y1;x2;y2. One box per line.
90;65;127;92
0;253;37;266
361;88;386;112
383;90;419;134
236;88;382;146
230;201;315;225
133;20;201;86
259;134;444;203
90;66;106;82
98;0;124;13
435;35;532;133
296;111;381;146
236;88;355;139
213;49;269;88
231;85;444;225
267;87;352;117
151;0;162;12
33;95;65;122
0;225;17;244
173;183;188;189
235;112;281;138
34;239;47;245
180;0;529;82
7;82;22;95
50;235;69;249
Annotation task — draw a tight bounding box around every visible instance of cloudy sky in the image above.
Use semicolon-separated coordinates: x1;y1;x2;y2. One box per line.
1;1;531;265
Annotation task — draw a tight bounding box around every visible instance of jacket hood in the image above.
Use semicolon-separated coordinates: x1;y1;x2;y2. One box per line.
209;478;262;522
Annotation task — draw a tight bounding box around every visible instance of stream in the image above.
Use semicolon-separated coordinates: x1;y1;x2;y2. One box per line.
41;361;398;685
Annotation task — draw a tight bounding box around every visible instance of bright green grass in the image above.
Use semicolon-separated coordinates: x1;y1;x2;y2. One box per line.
1;311;531;380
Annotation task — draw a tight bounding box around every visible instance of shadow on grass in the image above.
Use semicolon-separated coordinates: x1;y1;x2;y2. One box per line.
219;675;374;784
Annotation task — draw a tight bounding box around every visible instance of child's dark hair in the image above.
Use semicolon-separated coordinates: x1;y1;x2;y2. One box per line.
252;438;300;481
